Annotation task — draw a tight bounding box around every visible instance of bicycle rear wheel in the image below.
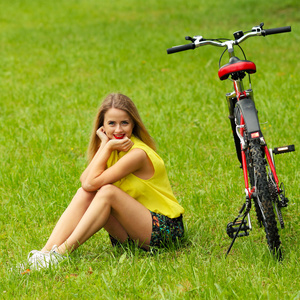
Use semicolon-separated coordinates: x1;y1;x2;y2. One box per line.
248;139;282;258
245;147;263;227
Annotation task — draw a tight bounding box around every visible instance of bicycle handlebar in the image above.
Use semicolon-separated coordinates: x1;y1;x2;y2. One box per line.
167;24;292;54
167;43;195;54
263;26;291;36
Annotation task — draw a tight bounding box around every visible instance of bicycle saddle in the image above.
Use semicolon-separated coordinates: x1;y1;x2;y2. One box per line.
218;56;256;80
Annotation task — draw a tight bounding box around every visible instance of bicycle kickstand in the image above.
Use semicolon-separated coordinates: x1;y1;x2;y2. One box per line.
226;201;251;258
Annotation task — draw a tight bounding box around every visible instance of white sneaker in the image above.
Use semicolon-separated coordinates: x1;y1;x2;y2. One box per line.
27;245;66;271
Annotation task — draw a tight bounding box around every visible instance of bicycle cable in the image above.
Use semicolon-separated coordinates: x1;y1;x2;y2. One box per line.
237;45;253;87
217;42;253;87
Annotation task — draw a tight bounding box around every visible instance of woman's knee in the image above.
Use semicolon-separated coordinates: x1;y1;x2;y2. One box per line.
95;184;118;200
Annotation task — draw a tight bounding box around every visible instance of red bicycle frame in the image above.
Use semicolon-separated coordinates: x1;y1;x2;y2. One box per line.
234;83;281;197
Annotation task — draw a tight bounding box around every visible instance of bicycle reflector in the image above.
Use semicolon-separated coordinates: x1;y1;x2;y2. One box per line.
251;132;260;139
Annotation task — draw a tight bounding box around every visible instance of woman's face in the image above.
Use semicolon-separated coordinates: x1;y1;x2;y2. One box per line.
103;108;134;140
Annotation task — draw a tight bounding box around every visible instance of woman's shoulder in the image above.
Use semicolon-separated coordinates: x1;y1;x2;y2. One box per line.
130;135;163;162
128;147;148;160
130;136;157;155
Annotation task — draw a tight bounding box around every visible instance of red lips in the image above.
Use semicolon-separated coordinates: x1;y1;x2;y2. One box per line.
113;134;125;139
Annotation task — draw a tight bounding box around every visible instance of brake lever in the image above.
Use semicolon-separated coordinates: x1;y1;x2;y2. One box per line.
185;36;196;42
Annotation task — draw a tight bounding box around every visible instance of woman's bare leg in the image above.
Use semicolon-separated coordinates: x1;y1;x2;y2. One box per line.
41;188;96;252
56;184;152;254
104;215;130;243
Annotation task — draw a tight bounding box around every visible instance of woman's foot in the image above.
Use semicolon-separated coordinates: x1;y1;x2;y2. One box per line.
26;245;66;271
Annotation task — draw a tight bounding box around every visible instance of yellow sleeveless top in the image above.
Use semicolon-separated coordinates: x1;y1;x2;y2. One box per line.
106;136;184;218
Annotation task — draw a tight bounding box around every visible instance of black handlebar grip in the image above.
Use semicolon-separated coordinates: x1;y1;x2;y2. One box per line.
167;43;195;54
263;26;291;36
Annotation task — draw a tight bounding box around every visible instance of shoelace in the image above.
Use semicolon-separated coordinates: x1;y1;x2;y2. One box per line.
27;250;47;262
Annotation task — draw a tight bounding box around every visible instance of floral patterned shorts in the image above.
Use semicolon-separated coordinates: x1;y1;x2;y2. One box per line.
109;211;184;249
149;211;184;248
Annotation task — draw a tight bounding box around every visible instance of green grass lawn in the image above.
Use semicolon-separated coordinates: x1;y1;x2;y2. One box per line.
0;0;299;298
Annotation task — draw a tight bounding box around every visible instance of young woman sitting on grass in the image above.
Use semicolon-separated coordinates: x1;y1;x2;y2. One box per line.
23;93;184;270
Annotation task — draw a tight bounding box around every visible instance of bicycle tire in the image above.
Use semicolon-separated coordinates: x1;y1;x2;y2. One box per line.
249;139;282;258
245;146;263;227
268;175;285;229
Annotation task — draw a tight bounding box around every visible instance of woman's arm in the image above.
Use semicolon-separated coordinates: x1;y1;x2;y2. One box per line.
80;127;112;184
81;145;148;192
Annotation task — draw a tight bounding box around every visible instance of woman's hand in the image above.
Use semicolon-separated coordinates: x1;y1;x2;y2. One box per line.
108;137;134;152
96;127;109;143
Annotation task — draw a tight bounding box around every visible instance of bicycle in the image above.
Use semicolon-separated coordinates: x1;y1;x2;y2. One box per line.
167;23;295;259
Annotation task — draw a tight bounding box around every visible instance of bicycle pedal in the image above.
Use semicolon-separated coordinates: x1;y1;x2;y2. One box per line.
226;220;250;238
273;145;295;155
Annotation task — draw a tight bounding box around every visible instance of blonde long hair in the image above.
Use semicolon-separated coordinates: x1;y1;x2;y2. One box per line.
87;93;156;162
